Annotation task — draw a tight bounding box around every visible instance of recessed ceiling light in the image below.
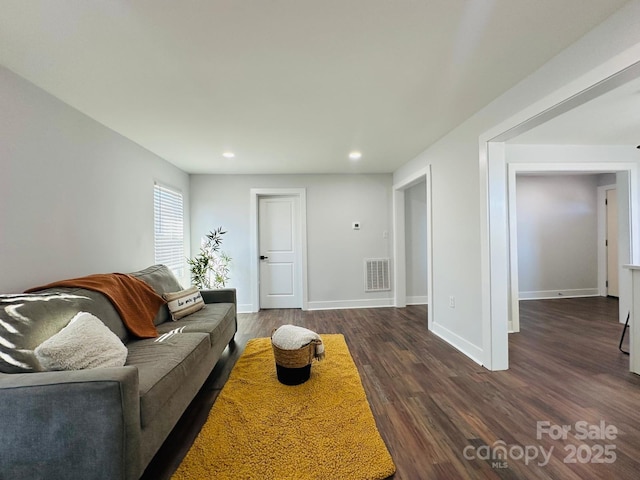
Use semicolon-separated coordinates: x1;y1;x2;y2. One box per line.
349;151;362;160
222;151;235;159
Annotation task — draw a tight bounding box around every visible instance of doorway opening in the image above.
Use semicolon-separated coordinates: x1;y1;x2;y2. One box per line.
405;179;428;306
392;166;433;328
480;58;640;371
507;165;633;334
510;173;628;374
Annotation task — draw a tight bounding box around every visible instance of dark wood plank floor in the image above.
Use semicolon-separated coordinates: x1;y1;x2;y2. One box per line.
141;297;640;480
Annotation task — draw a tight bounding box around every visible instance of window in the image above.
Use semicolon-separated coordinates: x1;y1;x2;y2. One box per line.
154;183;185;282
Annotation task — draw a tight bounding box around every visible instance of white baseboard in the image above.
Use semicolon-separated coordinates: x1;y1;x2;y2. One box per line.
306;298;394;311
406;295;428;305
431;322;484;366
237;304;254;314
237;299;395;313
519;288;599;300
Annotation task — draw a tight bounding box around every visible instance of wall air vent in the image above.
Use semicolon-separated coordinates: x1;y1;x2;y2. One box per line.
365;258;391;292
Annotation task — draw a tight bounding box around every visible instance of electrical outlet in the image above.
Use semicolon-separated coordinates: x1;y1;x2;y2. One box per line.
449;295;455;308
352;222;361;230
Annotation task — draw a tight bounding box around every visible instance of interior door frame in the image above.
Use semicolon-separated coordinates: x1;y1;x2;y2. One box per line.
249;188;308;312
507;164;635;335
392;166;433;329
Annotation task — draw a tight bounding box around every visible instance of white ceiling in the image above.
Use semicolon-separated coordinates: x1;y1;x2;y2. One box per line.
0;1;630;174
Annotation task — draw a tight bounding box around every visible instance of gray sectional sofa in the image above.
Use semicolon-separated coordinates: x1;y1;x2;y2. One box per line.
0;264;237;480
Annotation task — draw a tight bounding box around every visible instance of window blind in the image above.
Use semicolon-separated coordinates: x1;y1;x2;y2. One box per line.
154;183;185;281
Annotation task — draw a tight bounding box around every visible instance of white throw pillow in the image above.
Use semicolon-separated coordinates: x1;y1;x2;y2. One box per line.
34;312;128;370
163;286;205;320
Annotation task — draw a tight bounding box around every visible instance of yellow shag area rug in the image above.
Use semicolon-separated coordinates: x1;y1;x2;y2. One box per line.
172;334;396;480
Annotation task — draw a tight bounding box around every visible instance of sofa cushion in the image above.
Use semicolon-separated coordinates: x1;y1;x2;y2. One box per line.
129;265;184;325
0;290;124;373
126;332;210;427
34;312;128;371
155;303;235;347
163;287;205;320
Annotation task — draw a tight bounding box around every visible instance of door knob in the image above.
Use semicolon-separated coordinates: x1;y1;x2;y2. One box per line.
260;255;269;260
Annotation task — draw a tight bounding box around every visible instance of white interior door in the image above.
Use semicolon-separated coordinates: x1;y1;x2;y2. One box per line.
607;188;619;297
259;196;302;309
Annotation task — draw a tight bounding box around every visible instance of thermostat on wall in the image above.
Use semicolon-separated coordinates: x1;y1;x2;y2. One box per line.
352;222;361;230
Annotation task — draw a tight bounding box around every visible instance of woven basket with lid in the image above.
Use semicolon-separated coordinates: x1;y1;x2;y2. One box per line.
271;340;320;369
271;326;323;385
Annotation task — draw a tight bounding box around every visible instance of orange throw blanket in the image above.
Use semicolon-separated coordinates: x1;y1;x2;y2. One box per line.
26;273;165;338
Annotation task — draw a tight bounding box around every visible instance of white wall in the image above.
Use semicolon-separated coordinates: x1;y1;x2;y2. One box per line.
0;66;190;292
190;174;393;312
404;180;427;303
506;144;640;166
392;1;640;366
598;173;617;186
516;175;598;298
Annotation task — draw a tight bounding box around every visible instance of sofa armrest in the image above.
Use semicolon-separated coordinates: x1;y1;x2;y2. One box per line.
0;367;141;480
201;287;236;305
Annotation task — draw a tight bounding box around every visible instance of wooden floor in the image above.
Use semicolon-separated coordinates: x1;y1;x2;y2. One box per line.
141;297;640;480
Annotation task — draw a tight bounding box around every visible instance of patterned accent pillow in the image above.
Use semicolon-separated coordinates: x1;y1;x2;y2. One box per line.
34;312;128;371
163;287;205;320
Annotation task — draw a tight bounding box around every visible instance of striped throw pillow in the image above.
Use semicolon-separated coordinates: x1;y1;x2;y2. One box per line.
163;286;205;320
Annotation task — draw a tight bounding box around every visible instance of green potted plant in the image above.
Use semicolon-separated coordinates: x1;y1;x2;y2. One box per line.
187;227;231;289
